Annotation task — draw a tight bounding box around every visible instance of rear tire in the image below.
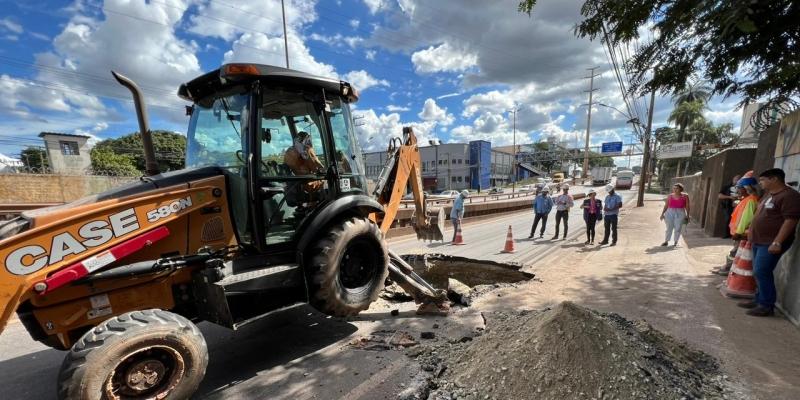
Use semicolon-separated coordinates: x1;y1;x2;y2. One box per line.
308;217;389;317
57;309;208;400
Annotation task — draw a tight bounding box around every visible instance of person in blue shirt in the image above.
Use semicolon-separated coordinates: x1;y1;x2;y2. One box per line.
450;190;469;242
529;186;554;239
599;184;623;246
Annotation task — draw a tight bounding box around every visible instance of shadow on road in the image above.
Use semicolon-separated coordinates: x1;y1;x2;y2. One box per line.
197;305;358;399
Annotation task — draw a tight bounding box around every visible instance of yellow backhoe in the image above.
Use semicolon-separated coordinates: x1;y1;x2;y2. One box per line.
0;63;446;399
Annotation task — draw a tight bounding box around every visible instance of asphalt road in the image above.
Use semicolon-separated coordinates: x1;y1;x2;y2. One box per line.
0;183;637;400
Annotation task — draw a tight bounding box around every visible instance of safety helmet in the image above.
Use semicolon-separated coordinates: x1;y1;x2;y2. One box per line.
605;184;614;192
737;177;758;188
542;186;550;193
561;184;570;190
461;190;470;198
587;188;596;195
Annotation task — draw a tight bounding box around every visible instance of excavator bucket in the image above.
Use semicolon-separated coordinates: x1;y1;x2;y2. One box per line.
413;207;445;242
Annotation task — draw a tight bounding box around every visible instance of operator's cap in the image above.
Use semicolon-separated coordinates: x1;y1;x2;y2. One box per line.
737;176;757;187
605;184;614;192
461;190;470;198
561;183;570;190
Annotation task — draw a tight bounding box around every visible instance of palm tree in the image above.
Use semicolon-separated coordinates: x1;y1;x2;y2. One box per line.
672;80;712;105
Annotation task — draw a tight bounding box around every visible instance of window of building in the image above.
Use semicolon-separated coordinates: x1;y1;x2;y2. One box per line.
438;160;443;165
451;176;457;182
457;159;462;164
60;141;80;156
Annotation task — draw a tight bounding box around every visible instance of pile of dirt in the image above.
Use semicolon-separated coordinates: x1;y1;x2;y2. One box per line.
419;302;727;400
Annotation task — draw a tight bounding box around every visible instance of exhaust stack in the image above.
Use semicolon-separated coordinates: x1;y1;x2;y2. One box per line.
111;71;160;176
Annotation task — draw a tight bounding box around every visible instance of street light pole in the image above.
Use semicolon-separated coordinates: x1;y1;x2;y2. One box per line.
281;0;290;68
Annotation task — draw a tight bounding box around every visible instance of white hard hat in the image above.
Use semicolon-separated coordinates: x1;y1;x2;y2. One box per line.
542;186;550;192
588;188;596;195
561;184;570;190
605;184;614;192
461;190;470;197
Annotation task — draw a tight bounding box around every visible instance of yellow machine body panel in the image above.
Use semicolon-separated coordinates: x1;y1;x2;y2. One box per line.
0;175;237;336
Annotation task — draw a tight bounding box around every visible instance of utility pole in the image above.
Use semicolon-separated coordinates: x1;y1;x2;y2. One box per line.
637;87;657;207
447;152;452;190
281;0;290;68
510;106;519;193
582;67;601;182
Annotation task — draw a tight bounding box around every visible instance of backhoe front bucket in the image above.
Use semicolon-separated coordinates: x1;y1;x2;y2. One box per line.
413;207;445;242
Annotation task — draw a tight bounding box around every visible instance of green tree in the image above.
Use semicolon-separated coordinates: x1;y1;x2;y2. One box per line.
90;147;140;176
672;80;712;106
518;0;800;104
588;154;615;168
668;100;706;143
92;130;186;173
20;147;49;171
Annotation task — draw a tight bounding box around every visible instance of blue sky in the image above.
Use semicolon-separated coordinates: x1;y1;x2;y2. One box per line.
0;0;744;164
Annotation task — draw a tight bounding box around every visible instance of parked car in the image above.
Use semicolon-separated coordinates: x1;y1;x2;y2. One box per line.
488;187;505;194
520;184;534;192
402;191;430;200
543;177;553;184
430;190;460;199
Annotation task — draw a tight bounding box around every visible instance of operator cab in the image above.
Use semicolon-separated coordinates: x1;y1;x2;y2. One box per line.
180;64;368;253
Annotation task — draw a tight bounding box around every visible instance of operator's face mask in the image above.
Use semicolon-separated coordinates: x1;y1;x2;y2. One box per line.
295;136;312;160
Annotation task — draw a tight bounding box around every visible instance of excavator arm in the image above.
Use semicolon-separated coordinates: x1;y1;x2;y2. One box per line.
371;127;449;311
372;127;445;241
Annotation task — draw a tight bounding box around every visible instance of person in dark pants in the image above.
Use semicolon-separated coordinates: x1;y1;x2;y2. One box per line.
552;184;574;240
581;189;602;244
599;184;622;246
738;168;800;317
718;175;741;238
529;186;553;239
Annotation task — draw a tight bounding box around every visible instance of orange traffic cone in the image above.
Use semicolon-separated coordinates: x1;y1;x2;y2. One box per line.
501;225;515;253
452;223;465;245
720;240;756;298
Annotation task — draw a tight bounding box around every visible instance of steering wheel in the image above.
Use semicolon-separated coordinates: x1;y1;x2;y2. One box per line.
236;150;272;172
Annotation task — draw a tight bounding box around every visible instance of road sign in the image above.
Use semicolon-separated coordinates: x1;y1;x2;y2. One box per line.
601;141;623;155
657;141;693;159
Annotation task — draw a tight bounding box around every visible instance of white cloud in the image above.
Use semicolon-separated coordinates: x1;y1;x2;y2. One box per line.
411;42;478;74
224;32;337;78
350;19;360;29
341;70;389;92
387;105;410;112
437;92;461;100
362;0;387;14
308;33;364;49
365;49;376;61
187;0;317;42
418;98;454;125
0;17;23;34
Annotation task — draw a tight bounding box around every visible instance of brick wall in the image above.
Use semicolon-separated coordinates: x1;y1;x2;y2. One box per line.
0;174;137;203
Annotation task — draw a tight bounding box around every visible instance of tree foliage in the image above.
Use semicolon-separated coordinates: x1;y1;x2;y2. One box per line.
91;130;186;175
20;147;49;170
519;0;800;104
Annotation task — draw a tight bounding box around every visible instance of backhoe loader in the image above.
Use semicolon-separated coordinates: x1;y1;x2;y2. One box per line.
0;63;446;399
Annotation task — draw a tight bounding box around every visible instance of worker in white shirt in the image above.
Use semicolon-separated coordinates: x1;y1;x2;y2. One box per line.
552;184;574;240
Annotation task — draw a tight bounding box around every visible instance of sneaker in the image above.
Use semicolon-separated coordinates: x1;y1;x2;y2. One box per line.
528;235;533;239
584;240;590;245
673;242;679;247
661;242;668;246
746;306;774;317
598;241;608;245
610;242;617;246
539;234;544;239
737;300;758;309
551;235;559;240
590;240;595;244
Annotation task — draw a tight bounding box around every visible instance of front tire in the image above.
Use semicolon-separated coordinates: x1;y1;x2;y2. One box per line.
309;217;389;317
57;309;208;400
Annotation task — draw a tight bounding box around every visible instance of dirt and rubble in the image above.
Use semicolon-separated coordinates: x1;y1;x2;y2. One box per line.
405;302;732;400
